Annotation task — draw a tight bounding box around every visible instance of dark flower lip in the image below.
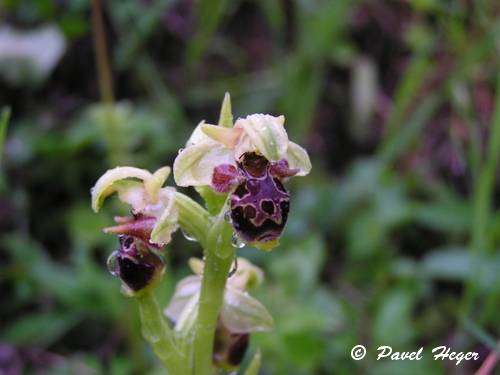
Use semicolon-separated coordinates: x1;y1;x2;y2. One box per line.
111;235;165;294
209;152;294;249
239;152;269;177
229;153;290;246
117;255;156;292
226;333;249;368
213;320;250;369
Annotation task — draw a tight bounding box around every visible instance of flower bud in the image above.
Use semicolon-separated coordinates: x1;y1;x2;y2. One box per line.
108;235;165;296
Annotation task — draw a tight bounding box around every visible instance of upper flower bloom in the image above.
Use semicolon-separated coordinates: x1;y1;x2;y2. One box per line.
173;113;311;250
173;114;311;188
91;166;178;246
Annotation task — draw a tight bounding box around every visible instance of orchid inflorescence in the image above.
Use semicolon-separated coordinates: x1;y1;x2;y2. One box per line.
90;94;311;374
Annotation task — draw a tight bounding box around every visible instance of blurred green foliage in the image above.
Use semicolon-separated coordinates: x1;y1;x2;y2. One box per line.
1;0;500;374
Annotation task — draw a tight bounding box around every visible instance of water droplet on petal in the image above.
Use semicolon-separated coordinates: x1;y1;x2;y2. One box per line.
231;233;245;249
224;210;232;223
106;251;120;276
181;229;197;242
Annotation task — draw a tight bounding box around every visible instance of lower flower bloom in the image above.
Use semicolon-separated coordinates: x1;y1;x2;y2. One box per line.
108;235;165;296
213;319;250;370
165;257;272;368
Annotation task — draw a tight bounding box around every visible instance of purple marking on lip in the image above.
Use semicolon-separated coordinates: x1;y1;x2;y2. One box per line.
229;153;290;243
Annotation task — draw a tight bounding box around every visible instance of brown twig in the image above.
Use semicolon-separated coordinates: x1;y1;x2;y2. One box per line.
91;0;114;103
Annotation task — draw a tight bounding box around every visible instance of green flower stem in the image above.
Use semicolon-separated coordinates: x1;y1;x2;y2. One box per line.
137;291;187;374
193;214;235;375
175;191;236;374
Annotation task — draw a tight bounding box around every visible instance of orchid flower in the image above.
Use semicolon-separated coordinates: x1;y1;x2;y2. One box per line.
91;166;178;246
174;114;311;250
165;257;272;368
166;257;272;333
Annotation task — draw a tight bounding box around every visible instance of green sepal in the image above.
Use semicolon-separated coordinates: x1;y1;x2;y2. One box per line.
196;186;228;215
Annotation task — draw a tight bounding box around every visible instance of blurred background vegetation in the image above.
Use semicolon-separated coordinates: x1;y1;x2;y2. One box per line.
1;0;500;374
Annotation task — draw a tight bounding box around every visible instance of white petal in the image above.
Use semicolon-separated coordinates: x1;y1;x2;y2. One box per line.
236;114;288;161
164;275;202;323
150;188;179;245
115;180;150;212
186;120;209;146
228;258;264;290
220;286;274;333
233;133;253;160
285;141;312;176
91;166;151;212
174;292;199;332
173;139;235;187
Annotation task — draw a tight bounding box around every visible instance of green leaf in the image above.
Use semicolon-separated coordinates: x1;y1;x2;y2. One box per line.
269;235;325;295
412;201;471;232
372;287;416;347
0;107;10;162
186;0;228;63
244;349;261;375
2;311;80;347
421;246;470;281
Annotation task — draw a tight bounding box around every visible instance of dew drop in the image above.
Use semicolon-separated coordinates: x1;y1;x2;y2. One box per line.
224;210;232;223
106;251;120;277
181;229;197;242
231;233;245;249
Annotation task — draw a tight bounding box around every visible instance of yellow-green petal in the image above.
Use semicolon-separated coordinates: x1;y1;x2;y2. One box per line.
173;139;234;187
144;166;171;201
221;286;274;333
201;124;242;148
237;114;288;161
285;141;312;176
91;166;151;212
150;189;178;245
